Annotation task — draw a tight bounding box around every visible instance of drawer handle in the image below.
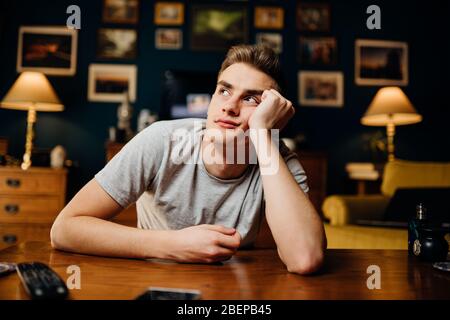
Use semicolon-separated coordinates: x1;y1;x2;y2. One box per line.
3;234;17;244
6;178;21;188
4;204;19;214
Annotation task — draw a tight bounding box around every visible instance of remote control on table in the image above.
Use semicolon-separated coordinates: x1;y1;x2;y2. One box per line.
16;262;68;300
0;262;16;277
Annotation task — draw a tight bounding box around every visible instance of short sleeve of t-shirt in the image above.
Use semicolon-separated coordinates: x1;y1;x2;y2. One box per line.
95;121;169;208
279;142;309;194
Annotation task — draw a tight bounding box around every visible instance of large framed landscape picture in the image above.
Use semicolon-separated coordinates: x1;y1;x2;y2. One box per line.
355;39;408;86
17;26;78;76
190;4;247;51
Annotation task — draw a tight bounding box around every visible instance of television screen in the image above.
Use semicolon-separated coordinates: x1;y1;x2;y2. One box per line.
161;70;217;120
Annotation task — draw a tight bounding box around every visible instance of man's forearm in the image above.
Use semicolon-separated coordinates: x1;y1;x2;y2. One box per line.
50;216;171;259
251;129;326;274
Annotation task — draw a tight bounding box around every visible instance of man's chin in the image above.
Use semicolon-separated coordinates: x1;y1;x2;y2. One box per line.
204;127;248;145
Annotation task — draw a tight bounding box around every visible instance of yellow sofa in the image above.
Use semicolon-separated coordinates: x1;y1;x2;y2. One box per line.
322;160;450;249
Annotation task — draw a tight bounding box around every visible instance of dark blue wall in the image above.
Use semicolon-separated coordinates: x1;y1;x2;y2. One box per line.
1;0;449;198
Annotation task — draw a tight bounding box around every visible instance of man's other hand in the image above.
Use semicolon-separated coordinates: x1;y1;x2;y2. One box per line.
167;224;241;263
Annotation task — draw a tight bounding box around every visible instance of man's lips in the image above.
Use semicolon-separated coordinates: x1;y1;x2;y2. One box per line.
215;119;240;129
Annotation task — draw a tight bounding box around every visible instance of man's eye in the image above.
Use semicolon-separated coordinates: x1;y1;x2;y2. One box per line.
244;96;258;104
219;89;230;97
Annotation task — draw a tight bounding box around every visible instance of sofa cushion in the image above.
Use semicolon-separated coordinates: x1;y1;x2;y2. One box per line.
381;160;450;196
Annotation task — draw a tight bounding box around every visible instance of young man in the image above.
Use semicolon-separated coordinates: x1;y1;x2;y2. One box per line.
51;45;326;275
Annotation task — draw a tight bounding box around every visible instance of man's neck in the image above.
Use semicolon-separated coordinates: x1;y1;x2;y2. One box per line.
200;137;250;180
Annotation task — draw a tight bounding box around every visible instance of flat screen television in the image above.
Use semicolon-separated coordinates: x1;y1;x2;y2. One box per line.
160;70;217;120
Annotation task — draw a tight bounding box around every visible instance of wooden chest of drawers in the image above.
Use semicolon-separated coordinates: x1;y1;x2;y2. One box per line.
0;166;67;223
0;166;67;248
0;224;52;251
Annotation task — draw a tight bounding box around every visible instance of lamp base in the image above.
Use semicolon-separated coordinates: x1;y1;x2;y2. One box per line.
21;107;36;170
386;122;395;162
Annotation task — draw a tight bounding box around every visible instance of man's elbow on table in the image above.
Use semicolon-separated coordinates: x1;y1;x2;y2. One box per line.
50;216;68;250
285;250;325;275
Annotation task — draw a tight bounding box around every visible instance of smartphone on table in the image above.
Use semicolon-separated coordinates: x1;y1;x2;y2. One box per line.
135;287;202;300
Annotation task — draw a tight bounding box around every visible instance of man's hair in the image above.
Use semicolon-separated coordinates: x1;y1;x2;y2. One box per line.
218;44;285;94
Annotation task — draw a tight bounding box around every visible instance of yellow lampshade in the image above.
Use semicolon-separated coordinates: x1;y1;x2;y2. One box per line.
0;72;63;112
361;86;421;126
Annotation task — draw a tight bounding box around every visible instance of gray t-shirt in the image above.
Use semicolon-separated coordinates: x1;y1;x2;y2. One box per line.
95;118;309;247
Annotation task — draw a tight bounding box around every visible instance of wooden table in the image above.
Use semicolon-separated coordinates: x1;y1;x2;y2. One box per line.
0;241;449;300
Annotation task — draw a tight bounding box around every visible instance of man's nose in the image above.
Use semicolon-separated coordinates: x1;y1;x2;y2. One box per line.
222;98;240;116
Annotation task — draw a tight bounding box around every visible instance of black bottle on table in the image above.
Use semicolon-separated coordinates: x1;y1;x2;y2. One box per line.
408;203;449;261
408;203;428;256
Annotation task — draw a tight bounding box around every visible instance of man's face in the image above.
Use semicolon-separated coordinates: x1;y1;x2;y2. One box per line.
206;62;276;137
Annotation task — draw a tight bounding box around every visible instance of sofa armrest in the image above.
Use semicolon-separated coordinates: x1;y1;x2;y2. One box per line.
322;195;391;226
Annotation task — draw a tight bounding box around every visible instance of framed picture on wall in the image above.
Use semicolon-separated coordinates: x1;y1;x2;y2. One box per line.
298;71;344;107
155;28;182;49
97;28;137;59
254;6;284;29
298;37;337;65
154;2;184;25
355;39;409;86
17;26;78;76
296;3;330;32
190;4;247;51
102;0;139;24
255;33;282;54
88;64;137;102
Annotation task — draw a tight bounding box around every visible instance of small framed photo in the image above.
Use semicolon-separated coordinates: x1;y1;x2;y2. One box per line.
97;28;137;59
355;39;408;86
254;6;284;29
190;4;247;51
154;2;184;25
102;0;139;24
256;33;282;54
155;28;182;49
17;26;78;76
298;71;344;108
297;3;330;32
88;64;137;102
299;37;337;65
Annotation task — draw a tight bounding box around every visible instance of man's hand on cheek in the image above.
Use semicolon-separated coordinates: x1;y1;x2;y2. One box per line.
248;89;295;130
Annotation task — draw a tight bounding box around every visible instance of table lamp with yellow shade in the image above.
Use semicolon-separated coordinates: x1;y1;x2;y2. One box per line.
361;86;422;162
0;71;64;170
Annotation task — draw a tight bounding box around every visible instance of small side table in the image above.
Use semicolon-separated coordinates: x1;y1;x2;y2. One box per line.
346;162;384;195
353;177;382;195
